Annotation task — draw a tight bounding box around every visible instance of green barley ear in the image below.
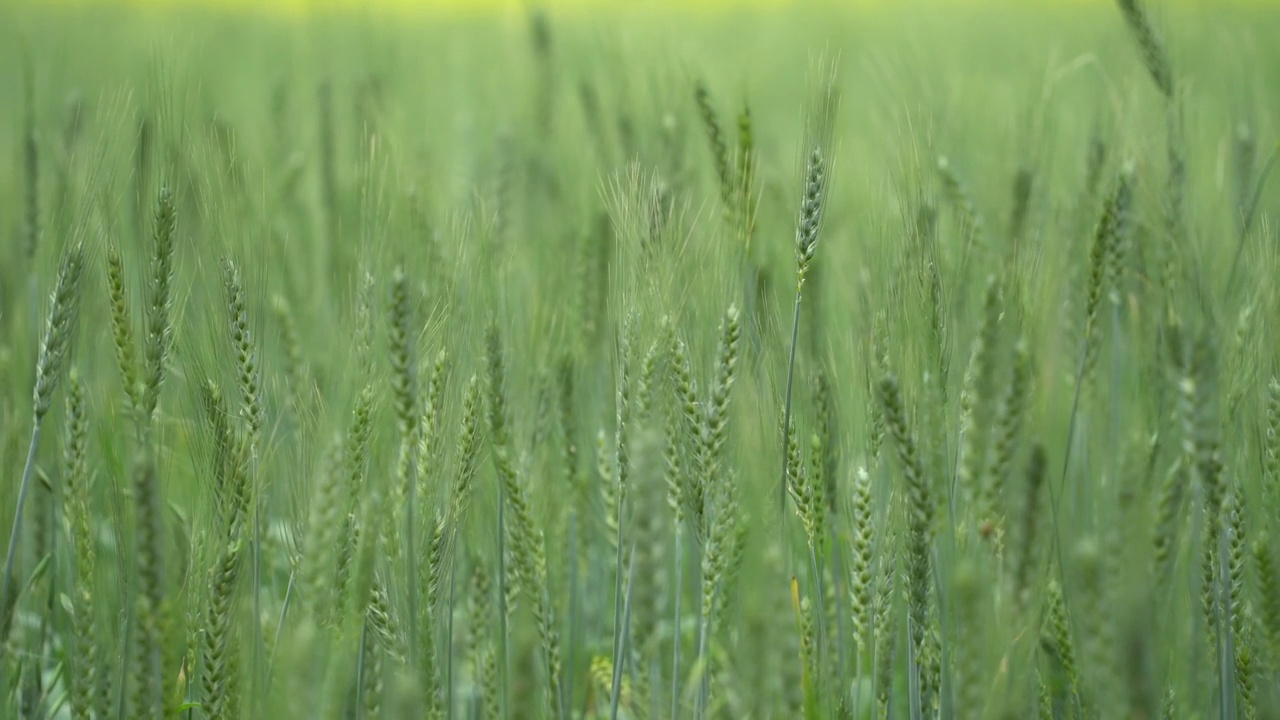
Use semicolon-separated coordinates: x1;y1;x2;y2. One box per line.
662;395;689;716
814;369;838;516
361;621;386;718
387;265;423;663
1085;130;1108;200
958;274;1002;511
198;379;250;536
2;240;86;621
937;155;986;254
866;387;886;473
628;430;669;663
221;257;263;448
130;453;171;718
432;373;484;606
794;56;839;293
696;474;739;717
920;256;949;409
63;369;97;720
1226;490;1248;639
800;439;827;563
635;337;663;422
34;242;87;422
421;348;449;473
1161;688;1179;720
336;385;376;621
1161;111;1188;280
1251;534;1280;663
23;61;40;264
1234;123;1256;235
1075;536;1118;712
790;578;818;717
1082;168;1134;380
606;315;636;714
951;556;985;717
450;371;484;507
1175;339;1226;659
556;353;582;511
303;437;346;621
1041;579;1080;707
271;294;305;405
220;255;265;691
691;308;743;719
694;81;734;226
784;417;816;548
1115;0;1174;99
1150;330;1203;582
781;60;838;517
486;321;511;452
848;466;874;655
599;430;619;551
134;115;152;227
794;149;831;292
106;242;142;416
983;336;1032;527
485;320;563;718
202;536;244;720
468;560;500;720
877;378;927;513
1011;442;1047;615
872;538;899;720
367;577;408;663
704;304;741;487
1008;165;1034;249
1264;377;1278;506
389;265;419;438
1037;670;1053;720
141;185;177;422
736;102;758;250
876;373;934;698
669;329;704;529
615;313;635;517
1235;621;1258;720
355;269;376;371
1224;490;1256;719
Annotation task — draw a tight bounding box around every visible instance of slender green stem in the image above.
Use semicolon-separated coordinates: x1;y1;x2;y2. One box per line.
671;523;683;720
696;603;710;720
827;524;847;703
781;295;803;519
355;619;369;720
405;442;419;672
1;423;43;625
446;544;458;720
1226;144;1279;292
496;489;509;719
265;569;297;696
610;473;627;715
117;611;131;720
610;544;636;720
807;544;828;719
566;512;579;720
251;454;266;705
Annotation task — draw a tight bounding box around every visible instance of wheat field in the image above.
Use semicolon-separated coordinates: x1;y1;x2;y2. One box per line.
1;0;1278;718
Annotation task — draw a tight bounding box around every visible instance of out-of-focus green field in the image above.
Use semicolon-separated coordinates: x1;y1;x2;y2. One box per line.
1;1;1278;718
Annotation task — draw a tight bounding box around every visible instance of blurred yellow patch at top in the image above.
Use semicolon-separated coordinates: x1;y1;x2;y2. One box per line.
47;0;1269;15
37;0;1160;16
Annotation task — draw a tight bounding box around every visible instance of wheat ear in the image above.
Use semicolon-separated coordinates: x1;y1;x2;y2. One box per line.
2;241;85;640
